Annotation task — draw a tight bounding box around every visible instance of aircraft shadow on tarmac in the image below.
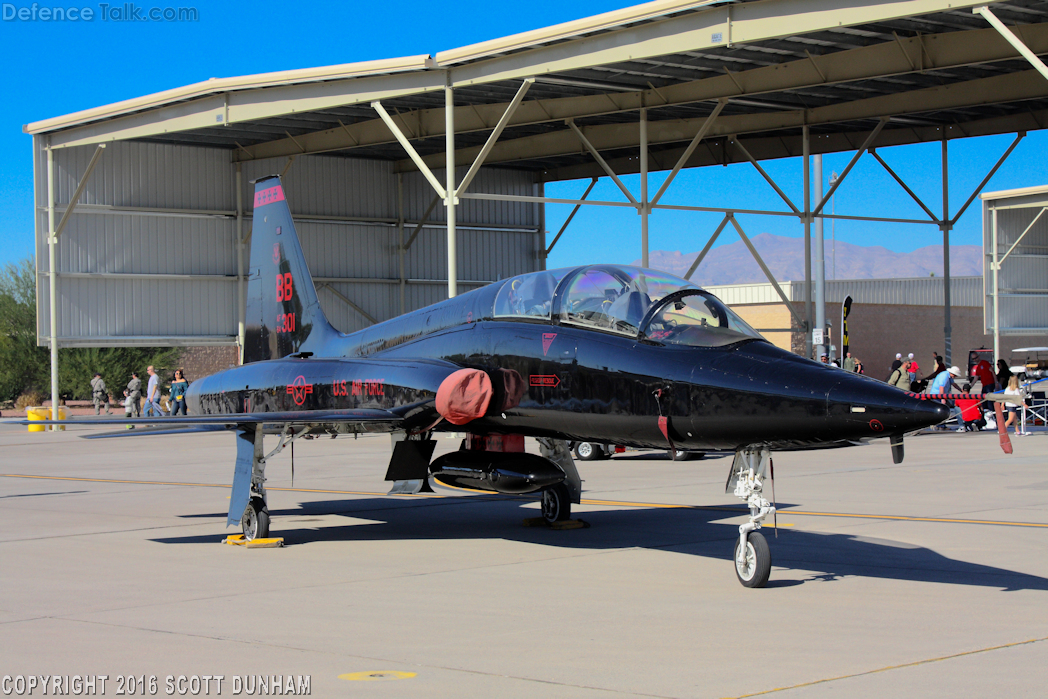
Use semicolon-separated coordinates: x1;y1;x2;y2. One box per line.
154;494;1048;592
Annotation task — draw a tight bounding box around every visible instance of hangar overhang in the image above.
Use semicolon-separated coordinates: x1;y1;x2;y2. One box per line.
24;0;1048;421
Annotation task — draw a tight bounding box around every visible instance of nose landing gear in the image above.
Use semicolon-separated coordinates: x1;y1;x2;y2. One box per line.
727;447;775;588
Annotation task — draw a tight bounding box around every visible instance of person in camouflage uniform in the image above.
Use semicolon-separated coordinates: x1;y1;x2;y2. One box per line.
90;373;111;415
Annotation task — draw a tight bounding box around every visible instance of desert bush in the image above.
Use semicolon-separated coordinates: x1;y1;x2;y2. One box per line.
14;392;44;410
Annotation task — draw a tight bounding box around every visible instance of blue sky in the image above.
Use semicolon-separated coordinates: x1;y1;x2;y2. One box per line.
1;0;1043;270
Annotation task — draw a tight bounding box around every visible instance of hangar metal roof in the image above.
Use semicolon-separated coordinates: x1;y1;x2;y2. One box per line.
24;0;1048;182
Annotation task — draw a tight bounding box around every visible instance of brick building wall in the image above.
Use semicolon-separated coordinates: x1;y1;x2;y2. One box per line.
733;300;1047;381
177;346;240;382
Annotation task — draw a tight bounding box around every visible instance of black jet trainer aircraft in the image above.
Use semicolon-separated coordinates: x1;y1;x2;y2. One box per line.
30;175;950;588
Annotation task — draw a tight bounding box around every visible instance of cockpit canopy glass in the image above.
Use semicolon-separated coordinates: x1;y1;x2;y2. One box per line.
642;291;764;348
492;264;765;347
493;269;570;320
558;266;694;335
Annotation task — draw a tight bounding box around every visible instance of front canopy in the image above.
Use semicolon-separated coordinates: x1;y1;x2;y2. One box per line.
492;265;765;347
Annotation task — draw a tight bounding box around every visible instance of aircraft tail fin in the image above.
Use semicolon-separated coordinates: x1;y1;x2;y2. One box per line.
243;175;339;364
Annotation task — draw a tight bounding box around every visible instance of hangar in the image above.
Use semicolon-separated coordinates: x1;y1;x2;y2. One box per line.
26;0;1048;415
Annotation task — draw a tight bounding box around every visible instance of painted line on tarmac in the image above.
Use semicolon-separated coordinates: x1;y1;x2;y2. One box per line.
0;474;445;498
722;635;1048;698
4;474;1047;528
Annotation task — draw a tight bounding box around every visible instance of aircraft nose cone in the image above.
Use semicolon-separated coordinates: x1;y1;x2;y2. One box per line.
828;372;949;437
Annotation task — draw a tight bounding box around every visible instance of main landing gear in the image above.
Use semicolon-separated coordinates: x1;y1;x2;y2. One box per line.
242;497;270;540
233;424;301;541
541;483;572;523
727;447;775;588
537;438;583;524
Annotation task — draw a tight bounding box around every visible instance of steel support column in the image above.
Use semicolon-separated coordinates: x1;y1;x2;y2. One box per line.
814;154;826;359
236;163;245;360
397;173;405;315
991;205;999;364
942;137;952;366
640;108;649;268
48;143;105;427
803;126;812;359
445;81;457;298
47;147;58;429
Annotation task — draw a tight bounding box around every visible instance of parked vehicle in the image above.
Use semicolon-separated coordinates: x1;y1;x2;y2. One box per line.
1012;347;1048;380
570;441;705;462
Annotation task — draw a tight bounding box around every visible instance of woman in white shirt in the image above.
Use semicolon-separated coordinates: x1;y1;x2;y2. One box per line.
1003;375;1023;435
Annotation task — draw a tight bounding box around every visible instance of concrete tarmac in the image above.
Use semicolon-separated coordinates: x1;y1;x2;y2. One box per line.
1;422;1046;698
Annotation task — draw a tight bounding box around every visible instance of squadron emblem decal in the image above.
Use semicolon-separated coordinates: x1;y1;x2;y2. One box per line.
286;375;314;406
541;333;557;356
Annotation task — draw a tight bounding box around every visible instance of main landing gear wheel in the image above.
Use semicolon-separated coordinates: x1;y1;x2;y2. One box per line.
541;483;572;523
574;442;600;461
734;531;771;588
241;497;270;541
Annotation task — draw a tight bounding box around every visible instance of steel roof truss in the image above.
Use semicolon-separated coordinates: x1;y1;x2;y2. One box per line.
234;22;1048;166
456;79;534;197
976;5;1048;82
373;100;448;199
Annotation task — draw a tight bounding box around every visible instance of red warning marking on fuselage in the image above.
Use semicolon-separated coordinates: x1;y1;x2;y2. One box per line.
529;375;561;388
254;185;286;208
869;419;884;432
272;243;281;265
542;333;557;356
286;375;313;406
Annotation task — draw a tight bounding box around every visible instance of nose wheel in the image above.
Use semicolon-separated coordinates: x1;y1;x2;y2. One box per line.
241;497;270;540
734;530;771;587
541;483;571;523
727;448;776;588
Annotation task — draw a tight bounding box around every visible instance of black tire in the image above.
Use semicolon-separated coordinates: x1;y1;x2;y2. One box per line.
241;497;270;541
573;442;601;461
541;483;571;523
734;531;771;588
671;449;690;461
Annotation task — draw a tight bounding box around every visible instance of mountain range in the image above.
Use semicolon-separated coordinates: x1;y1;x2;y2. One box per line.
633;233;983;285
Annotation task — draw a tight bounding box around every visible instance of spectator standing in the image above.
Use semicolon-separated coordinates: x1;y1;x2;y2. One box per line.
143;365;162;418
90;372;111;415
1002;375;1023;435
169;369;189;416
973;358;997;394
125;372;142;418
928;365;962;430
907;353;920;383
854;358;864;375
889;359;912;390
927;353;946;381
842;352;857;372
888;353;902;381
996;359;1012;389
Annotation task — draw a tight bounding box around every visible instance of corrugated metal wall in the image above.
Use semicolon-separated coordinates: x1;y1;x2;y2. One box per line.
35;141;540;346
706;277;983;308
982;193;1048;335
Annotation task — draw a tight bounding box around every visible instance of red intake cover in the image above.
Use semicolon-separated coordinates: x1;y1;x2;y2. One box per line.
436;369;493;425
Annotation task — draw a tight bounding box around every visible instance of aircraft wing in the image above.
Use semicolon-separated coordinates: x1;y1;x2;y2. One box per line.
3;408;405;428
0;408;411;440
